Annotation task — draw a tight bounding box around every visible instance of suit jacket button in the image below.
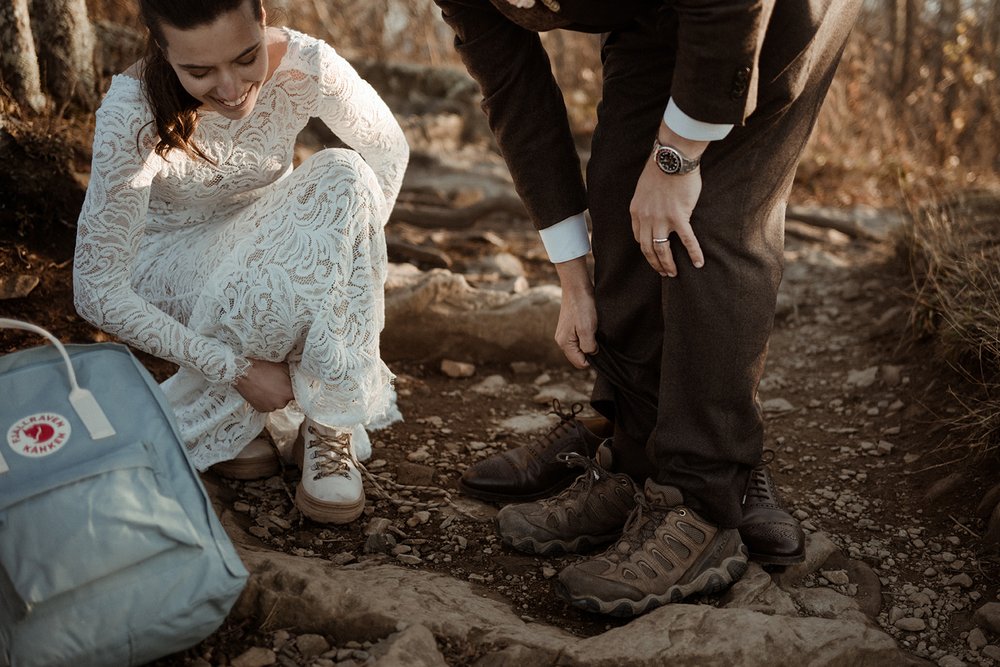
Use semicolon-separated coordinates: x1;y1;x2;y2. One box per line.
730;67;750;99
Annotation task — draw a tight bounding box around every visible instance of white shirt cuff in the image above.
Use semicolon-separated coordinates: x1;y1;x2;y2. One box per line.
663;98;734;142
538;212;590;263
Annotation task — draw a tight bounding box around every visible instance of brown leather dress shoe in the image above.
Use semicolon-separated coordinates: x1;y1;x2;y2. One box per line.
739;451;806;565
459;402;613;503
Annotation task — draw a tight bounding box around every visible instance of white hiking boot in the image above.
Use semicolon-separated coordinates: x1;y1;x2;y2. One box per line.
294;422;365;524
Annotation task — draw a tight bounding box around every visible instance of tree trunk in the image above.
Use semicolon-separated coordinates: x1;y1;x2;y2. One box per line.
0;0;46;113
29;0;98;110
899;0;920;95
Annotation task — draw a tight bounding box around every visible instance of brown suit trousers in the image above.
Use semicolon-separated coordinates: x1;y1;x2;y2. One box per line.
435;0;862;527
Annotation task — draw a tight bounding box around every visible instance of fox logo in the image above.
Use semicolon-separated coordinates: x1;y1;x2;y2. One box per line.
8;413;71;457
23;423;56;444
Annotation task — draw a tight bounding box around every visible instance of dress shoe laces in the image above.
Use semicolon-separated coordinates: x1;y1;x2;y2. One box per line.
522;400;585;464
743;449;776;503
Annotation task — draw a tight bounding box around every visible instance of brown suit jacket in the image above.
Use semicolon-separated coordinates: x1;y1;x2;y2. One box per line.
434;0;850;230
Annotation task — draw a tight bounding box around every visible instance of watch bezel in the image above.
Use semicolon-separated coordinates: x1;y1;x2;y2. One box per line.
655;145;683;174
653;141;700;175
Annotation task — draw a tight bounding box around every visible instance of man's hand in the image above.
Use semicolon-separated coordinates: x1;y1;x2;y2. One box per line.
554;256;598;369
234;358;294;412
630;124;709;277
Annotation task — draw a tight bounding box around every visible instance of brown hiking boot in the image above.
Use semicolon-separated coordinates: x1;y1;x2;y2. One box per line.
556;479;748;617
739;450;805;565
459;401;613;503
494;448;637;555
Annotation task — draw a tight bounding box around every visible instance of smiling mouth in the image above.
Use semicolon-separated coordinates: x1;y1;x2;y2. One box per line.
217;88;251;108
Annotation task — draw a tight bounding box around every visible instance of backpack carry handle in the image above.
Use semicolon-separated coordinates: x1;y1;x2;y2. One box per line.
0;319;116;441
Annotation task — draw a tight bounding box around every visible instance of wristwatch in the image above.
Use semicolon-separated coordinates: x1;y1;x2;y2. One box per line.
652;139;701;175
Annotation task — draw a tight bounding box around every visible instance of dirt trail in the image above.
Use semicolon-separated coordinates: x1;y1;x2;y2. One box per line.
2;126;999;663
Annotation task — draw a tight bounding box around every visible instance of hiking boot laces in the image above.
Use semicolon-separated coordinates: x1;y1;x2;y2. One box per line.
603;491;684;564
306;426;356;480
537;450;609;508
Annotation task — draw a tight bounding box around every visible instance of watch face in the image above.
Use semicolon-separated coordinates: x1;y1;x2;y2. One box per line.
656;146;681;174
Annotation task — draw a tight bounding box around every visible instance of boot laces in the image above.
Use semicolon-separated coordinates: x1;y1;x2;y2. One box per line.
606;491;684;563
538;451;604;508
306;426;356;480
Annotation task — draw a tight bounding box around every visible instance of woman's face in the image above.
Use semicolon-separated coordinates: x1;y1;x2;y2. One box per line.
160;2;268;120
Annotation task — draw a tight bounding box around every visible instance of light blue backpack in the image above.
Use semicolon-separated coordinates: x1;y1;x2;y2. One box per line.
0;320;248;667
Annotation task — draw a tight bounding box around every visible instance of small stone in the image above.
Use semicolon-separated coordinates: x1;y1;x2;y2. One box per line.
923;567;937;577
888;606;905;624
296;634;331;658
396;554;422;565
365;517;392;536
441;359;475;378
973;602;1000;633
984;645;1000;662
936;656;965;667
233;501;252;513
880;365;903;387
249;526;270;539
231;647;277;667
272;630;291;649
472;374;508;395
761;398;795;413
541;565;557;579
0;274;39;300
510;361;538;375
846;366;879;388
967;628;988;650
820;569;850;586
894;617;926;632
946;573;973;589
876;440;894;456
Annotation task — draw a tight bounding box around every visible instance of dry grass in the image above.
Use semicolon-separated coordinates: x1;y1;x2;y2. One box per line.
901;191;1000;459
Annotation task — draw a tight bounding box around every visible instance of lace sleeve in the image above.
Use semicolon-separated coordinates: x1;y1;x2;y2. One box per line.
73;78;247;384
309;39;409;214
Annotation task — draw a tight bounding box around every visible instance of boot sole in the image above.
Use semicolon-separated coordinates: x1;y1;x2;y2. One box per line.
557;538;749;617
496;519;620;556
458;477;574;504
295;483;365;524
210;455;281;480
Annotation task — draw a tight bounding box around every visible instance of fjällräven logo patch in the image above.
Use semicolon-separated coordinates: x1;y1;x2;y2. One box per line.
7;413;71;457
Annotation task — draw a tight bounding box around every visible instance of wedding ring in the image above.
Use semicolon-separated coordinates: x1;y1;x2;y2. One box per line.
652;237;670;244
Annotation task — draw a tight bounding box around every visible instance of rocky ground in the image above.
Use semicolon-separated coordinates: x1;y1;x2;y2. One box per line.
3;70;1000;665
164;198;1000;666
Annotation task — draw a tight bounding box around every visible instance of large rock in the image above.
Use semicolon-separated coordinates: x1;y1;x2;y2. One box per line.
382;265;563;364
232;545;916;667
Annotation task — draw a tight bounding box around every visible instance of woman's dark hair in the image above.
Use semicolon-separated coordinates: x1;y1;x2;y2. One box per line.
137;0;263;160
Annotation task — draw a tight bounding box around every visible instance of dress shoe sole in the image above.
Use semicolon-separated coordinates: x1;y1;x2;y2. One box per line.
295;483;365;524
458;476;574;504
746;548;805;566
557;538;749;617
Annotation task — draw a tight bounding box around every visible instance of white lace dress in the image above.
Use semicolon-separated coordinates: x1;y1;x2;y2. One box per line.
73;29;409;470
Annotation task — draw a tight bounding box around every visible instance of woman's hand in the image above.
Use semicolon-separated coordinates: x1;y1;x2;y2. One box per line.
630;125;709;277
554;257;598;369
234;358;294;412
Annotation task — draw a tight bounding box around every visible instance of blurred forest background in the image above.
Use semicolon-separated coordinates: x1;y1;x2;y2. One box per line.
1;0;999;455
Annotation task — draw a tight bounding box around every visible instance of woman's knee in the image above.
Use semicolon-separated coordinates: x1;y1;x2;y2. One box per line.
304;148;383;212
